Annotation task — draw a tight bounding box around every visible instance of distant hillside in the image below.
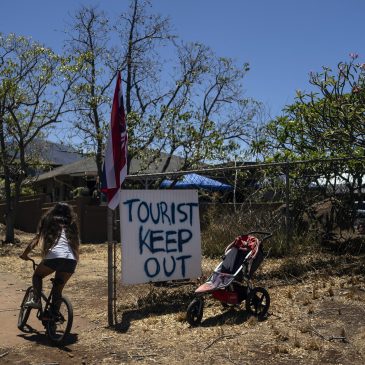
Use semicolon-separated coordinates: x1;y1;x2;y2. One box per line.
27;139;83;167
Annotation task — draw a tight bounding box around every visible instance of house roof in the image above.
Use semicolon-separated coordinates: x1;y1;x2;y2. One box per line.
35;157;97;181
35;153;186;182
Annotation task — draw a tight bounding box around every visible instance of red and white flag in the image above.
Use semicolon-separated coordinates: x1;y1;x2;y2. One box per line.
101;72;128;210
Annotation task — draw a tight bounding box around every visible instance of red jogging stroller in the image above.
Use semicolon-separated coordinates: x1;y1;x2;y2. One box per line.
186;231;272;326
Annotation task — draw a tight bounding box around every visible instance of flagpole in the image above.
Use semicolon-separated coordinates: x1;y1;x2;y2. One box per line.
102;71;127;327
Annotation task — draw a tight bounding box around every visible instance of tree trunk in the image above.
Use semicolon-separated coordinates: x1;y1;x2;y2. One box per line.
4;202;15;243
3;178;23;244
2;163;15;243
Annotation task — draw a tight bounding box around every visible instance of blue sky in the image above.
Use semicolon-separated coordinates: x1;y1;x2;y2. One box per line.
1;0;365;118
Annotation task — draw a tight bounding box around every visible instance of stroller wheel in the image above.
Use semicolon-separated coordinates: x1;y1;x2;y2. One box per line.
221;302;235;309
186;297;204;326
245;287;270;319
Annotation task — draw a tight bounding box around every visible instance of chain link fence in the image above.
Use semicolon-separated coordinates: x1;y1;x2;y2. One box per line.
108;157;365;326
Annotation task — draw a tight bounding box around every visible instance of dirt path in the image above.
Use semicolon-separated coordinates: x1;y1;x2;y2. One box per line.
0;271;93;359
0;271;38;347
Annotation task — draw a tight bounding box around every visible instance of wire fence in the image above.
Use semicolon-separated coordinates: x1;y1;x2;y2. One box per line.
108;156;365;326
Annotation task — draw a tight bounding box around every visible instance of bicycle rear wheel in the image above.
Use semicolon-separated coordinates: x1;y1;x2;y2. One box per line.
18;286;33;331
46;295;73;343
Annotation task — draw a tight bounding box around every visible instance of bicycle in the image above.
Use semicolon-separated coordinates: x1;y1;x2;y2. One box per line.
18;258;73;344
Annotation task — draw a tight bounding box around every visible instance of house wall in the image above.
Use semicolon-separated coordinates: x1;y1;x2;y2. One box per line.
36;176;98;203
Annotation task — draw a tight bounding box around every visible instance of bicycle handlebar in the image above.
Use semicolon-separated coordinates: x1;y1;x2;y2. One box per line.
27;258;37;271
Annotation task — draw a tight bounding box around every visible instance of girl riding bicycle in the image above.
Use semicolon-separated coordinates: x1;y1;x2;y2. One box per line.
19;202;80;309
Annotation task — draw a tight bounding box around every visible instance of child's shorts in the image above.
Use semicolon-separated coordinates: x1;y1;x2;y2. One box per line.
43;258;77;273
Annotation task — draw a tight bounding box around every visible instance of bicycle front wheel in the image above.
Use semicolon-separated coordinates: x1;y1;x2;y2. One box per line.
46;295;73;343
18;286;33;331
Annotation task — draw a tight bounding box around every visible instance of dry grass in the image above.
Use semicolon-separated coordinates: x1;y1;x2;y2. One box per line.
1;225;365;364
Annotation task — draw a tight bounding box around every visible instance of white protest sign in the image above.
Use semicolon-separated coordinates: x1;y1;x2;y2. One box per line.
120;190;201;285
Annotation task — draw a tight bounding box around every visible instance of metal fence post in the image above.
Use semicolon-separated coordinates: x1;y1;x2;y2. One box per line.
285;162;291;247
233;159;238;212
107;208;114;327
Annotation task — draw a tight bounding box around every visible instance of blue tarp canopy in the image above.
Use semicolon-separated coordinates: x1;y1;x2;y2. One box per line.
160;173;233;191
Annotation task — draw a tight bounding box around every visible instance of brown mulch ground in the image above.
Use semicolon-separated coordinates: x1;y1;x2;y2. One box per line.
1;224;365;364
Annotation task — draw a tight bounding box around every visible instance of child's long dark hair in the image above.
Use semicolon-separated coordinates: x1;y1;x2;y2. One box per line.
37;202;80;260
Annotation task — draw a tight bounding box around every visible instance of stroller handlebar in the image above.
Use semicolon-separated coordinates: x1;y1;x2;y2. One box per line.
244;231;272;242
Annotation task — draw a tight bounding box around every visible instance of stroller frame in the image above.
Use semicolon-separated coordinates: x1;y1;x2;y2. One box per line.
186;231;272;326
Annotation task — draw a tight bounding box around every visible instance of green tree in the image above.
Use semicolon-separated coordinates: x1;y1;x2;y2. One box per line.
254;55;365;234
0;33;75;243
116;0;260;172
66;0;261;180
256;55;365;159
64;5;121;179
